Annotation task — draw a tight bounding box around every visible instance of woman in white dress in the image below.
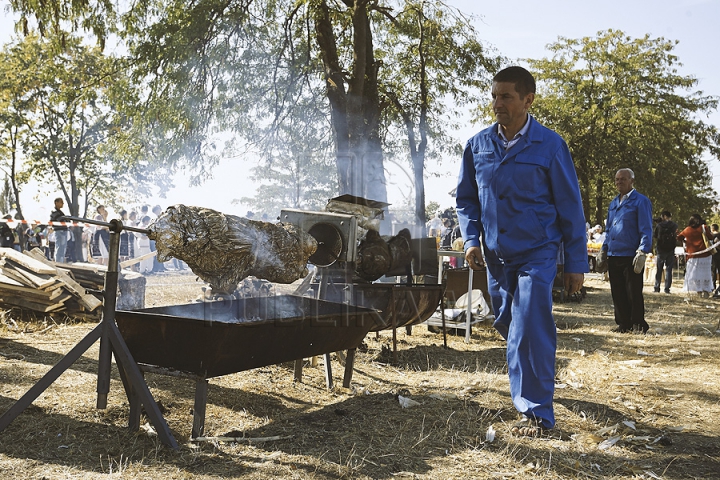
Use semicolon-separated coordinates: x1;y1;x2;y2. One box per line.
678;214;714;297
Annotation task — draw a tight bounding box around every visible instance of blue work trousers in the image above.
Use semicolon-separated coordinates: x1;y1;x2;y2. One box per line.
486;257;558;428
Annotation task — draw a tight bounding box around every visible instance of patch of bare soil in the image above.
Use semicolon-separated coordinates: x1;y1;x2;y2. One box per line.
1;272;719;479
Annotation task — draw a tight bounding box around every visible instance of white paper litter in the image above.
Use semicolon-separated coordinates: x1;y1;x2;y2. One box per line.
598;435;621;450
485;425;496;442
617;359;645;366
622;420;637;430
398;395;421;408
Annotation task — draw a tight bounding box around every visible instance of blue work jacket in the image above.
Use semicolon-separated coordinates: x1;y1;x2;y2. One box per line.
602;190;653;257
456;116;589;274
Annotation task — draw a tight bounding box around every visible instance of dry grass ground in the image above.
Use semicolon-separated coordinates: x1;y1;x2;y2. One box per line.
0;271;719;479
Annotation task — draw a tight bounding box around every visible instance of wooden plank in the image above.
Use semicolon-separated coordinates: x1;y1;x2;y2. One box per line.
25;249;103;312
0;272;24;287
0;285;55;303
0;265;49;290
0;295;65;313
0;259;58;290
0;278;53;297
62;261;106;275
119;250;156;269
0;247;56;274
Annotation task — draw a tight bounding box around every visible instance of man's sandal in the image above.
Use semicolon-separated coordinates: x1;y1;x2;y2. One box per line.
511;416;548;437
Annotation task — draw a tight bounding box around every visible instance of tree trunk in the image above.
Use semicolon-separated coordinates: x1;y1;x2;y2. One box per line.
594;177;604;226
313;0;388;204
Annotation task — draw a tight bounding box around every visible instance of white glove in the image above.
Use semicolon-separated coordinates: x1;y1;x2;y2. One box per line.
633;250;646;274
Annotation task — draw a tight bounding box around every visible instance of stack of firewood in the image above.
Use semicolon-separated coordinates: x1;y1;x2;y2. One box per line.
0;247;104;319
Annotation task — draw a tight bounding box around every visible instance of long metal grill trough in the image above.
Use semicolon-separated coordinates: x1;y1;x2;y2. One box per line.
115;295;376;378
115;295;376;438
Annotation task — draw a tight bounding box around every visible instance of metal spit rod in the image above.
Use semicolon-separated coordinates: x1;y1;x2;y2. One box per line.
61;215;151;235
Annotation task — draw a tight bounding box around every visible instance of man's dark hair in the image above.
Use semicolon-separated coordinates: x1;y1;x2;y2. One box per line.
661;210;672;218
493;66;536;97
54;197;63;203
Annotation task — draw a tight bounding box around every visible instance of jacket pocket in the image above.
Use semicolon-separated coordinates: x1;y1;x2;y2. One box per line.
473;152;496;186
513;154;550;191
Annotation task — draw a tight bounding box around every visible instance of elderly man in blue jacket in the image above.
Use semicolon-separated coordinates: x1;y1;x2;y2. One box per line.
456;66;587;437
600;168;653;333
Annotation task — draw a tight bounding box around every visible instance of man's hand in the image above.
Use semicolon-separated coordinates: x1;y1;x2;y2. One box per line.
465;246;485;270
564;272;584;296
633;250;647;274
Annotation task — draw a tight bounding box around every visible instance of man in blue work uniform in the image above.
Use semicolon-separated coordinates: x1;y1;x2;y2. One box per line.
600;168;653;333
456;66;587;436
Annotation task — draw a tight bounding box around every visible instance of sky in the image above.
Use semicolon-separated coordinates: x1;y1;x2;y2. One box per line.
1;0;719;222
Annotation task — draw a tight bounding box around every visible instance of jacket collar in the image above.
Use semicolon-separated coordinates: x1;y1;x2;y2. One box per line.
490;115;541;152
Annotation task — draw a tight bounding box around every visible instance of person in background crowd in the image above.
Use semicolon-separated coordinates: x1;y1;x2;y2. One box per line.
150;205;166;273
653;210;678;294
711;224;720;297
136;215;153;274
49;197;68;263
66;226;76;262
427;212;443;238
449;225;464;268
591;225;606;244
1;214;14;248
456;66;587;437
677;214;714;298
119;209;131;263
80;225;91;262
92;205;110;266
600;168;653;333
25;225;43;251
47;228;55;260
13;213;25;252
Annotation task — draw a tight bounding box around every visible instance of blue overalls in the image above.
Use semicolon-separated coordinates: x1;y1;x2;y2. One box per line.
456;116;588;427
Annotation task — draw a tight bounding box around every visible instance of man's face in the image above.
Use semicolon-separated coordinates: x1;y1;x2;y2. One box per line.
491;81;534;129
615;171;634;196
55;200;63;209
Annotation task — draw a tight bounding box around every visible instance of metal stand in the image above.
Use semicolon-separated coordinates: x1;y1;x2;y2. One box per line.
437;250;474;343
292;264;359;389
0;217;179;449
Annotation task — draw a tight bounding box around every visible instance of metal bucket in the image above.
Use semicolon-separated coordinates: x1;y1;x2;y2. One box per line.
315;283;444;332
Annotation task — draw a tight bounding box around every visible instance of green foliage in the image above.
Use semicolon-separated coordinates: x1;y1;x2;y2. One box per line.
526;30;719;224
0;33;166;218
425;200;440;222
377;1;502;225
237;151;337;219
0;1;500;220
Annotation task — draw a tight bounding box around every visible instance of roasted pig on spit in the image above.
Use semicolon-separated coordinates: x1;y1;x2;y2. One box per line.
355;228;412;282
148;205;317;294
